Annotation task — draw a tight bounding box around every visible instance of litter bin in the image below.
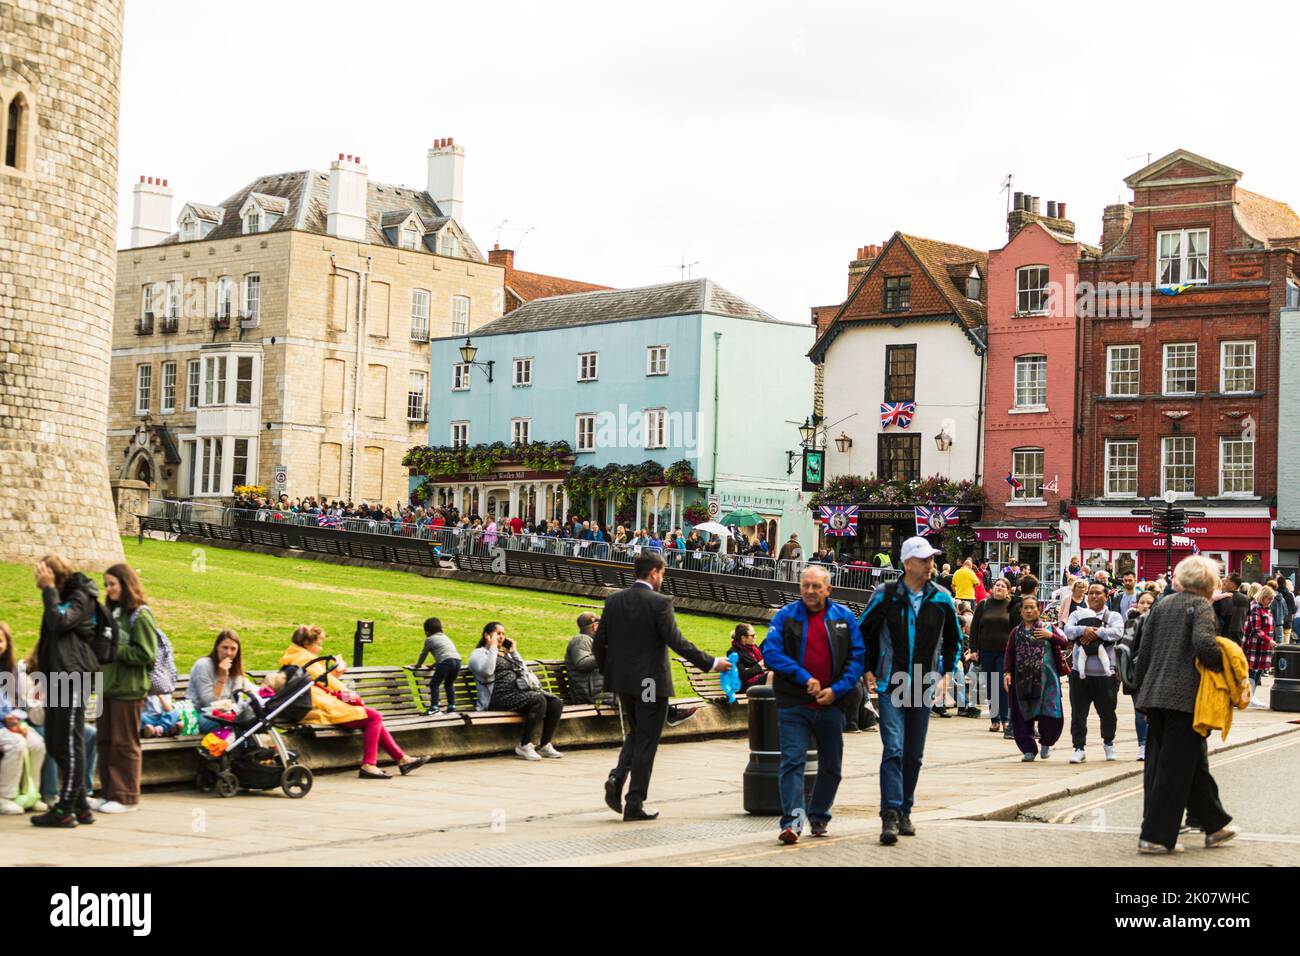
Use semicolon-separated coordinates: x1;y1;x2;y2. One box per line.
1271;643;1300;712
742;684;817;815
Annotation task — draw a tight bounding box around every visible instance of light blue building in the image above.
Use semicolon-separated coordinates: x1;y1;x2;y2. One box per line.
416;278;816;545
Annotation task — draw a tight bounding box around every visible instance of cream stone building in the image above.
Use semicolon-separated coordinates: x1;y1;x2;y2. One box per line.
1;0;127;568
108;140;504;506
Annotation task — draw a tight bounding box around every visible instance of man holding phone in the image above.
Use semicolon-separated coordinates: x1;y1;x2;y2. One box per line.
1064;581;1124;763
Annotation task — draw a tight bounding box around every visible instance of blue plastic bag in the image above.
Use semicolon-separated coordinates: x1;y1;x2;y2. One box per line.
720;651;742;703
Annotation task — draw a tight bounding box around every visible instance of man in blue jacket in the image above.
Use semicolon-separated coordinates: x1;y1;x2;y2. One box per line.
762;564;865;845
860;536;962;845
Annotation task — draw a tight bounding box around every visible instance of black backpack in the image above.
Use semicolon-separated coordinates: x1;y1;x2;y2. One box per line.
90;602;120;666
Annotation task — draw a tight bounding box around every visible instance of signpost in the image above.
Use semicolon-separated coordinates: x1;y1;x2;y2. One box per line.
270;463;289;499
1130;490;1207;576
353;619;374;667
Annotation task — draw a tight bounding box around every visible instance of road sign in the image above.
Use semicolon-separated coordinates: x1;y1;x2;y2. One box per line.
707;495;720;519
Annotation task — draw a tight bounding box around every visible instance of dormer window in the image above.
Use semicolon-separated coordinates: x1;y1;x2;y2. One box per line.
179;216;198;242
243;208;261;235
401;224;420;250
439;233;459;258
239;193;285;235
965;266;981;301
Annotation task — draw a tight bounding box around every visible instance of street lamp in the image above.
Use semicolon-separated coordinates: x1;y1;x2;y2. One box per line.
834;432;853;453
798;416;817;445
934;429;953;452
458;337;495;383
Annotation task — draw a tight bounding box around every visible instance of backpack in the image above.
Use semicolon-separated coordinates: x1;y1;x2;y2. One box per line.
90;602;120;666
1114;615;1142;694
133;607;177;696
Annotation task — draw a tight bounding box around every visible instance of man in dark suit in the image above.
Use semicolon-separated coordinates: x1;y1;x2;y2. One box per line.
593;551;731;820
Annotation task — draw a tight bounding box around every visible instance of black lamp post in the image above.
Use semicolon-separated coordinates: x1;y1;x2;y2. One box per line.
458;337;495;383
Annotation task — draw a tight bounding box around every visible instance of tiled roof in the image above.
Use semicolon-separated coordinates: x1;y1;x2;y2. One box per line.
1040;224;1102;256
467;278;781;337
158;170;485;261
505;269;612;306
1236;188;1300;247
181;202;224;223
894;233;987;330
246;192;290;215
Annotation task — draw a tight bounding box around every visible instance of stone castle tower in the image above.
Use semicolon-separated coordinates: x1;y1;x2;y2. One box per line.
0;0;127;569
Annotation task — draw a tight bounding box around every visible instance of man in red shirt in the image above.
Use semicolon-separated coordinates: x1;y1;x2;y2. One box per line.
510;515;523;536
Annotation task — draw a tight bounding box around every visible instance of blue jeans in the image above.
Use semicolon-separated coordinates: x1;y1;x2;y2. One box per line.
1134;705;1148;747
777;705;844;831
980;652;1010;724
32;722;97;801
878;694;931;817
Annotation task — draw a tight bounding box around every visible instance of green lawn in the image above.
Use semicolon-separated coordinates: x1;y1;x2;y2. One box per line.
0;538;740;682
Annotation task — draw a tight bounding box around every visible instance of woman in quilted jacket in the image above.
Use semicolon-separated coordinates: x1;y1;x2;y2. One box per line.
1002;594;1069;762
1242;586;1277;700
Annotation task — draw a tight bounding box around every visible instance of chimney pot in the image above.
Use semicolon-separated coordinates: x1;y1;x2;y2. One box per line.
355;156;361;164
139;175;145;184
1057;202;1068;220
338;152;345;161
327;150;369;242
1013;191;1024;211
1046;200;1057;218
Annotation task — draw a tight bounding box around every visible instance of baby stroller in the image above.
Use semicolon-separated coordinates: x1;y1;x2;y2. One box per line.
195;656;337;799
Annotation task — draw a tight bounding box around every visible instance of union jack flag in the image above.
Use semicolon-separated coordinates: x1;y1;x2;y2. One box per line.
1005;471;1023;491
879;401;916;430
818;505;859;537
317;514;340;528
915;505;959;537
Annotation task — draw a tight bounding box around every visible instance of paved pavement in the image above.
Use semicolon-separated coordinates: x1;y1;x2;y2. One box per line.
5;690;1296;867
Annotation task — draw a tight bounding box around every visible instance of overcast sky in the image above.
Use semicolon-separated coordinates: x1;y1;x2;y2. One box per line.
117;0;1298;324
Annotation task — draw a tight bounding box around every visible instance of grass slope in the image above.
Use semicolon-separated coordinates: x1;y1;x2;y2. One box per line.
0;539;741;684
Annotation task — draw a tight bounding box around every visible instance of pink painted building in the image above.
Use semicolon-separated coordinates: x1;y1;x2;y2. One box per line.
978;197;1098;584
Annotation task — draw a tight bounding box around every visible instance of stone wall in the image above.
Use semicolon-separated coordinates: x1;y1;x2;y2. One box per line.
0;0;126;569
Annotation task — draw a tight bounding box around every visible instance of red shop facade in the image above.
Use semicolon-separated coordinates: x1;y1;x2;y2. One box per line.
1075;508;1274;582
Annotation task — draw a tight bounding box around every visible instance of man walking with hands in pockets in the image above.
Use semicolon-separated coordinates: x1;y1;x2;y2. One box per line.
761;565;865;844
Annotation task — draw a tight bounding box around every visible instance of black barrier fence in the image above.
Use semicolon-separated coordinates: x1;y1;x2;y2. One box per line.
142;500;891;613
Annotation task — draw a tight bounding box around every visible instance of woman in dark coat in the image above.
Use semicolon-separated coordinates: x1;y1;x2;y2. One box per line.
1002;595;1069;762
728;624;768;693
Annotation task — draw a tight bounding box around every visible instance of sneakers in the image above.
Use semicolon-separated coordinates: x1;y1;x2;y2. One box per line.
778;826;799;845
0;799;23;815
1022;752;1037;762
811;821;830;838
1137;745;1146;762
1002;728;1015;740
1069;749;1086;764
1039;744;1052;760
96;801;138;814
30;807;78;828
1138;840;1185;854
1103;743;1117;762
666;705;700;727
898;815;915;837
1205;825;1241;848
931;706;951;718
32;800;48;813
514;743;541;761
537;743;563;759
880;809;900;845
87;797;107;811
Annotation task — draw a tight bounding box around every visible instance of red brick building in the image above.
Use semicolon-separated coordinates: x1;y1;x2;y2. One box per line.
1074;149;1299;581
979;196;1096;583
487;246;611;313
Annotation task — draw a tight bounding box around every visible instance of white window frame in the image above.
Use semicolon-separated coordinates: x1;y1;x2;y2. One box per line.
646;345;670;376
451;421;469;448
135;364;151;415
1016;265;1050;315
217;276;234;321
1162;342;1197;396
575;413;595;452
1104;439;1138;498
166;280;181;322
450;295;470;336
1010;448;1044;502
231;437;253;490
186;360;201;411
407;370;428;422
242;274;261;323
1156;228;1209;287
234;355;256;406
511;417;531;446
452;363;470;391
161;361;177;413
1219;437;1254;497
578;351;599;382
1219;340;1256;394
202;355;228;406
410;289;430;342
243;207;261;235
197;436;226;496
513;357;533;387
644;408;667;449
1013;355;1047;409
1106;344;1140;397
439;234;459;258
1160;436;1196;498
400;224;420;251
141;284;156;321
179;216;197;242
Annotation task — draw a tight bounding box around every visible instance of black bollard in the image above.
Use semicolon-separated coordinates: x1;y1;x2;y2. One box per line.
1271;643;1300;712
742;684;818;815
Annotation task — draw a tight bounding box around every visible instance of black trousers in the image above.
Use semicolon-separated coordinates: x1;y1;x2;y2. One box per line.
1140;707;1231;848
1068;672;1118;749
428;660;460;710
612;694;670;809
521;693;562;747
44;702;89;812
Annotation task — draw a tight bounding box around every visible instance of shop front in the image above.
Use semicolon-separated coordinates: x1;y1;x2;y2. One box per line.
974;524;1064;585
1076;508;1274;583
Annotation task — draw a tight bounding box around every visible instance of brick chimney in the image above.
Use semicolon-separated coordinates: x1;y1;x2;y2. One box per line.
488;243;514;271
1101;203;1134;250
1006;192;1075;241
327;153;368;242
427;137;465;223
848;243;882;294
130;176;174;248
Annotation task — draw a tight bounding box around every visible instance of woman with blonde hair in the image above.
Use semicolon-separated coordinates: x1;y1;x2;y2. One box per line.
280;626;428;779
1242;585;1277;705
1134;555;1240;853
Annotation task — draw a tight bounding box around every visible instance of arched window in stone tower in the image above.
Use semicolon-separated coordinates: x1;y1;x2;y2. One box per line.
5;92;27;170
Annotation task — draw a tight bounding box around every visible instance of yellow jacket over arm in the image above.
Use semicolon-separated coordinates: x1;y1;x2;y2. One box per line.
1193;636;1250;740
279;644;367;725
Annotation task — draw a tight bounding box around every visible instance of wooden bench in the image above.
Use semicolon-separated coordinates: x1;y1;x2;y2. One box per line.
409;659;613;726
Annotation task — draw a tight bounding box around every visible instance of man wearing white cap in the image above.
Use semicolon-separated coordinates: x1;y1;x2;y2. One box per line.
859;536;963;845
